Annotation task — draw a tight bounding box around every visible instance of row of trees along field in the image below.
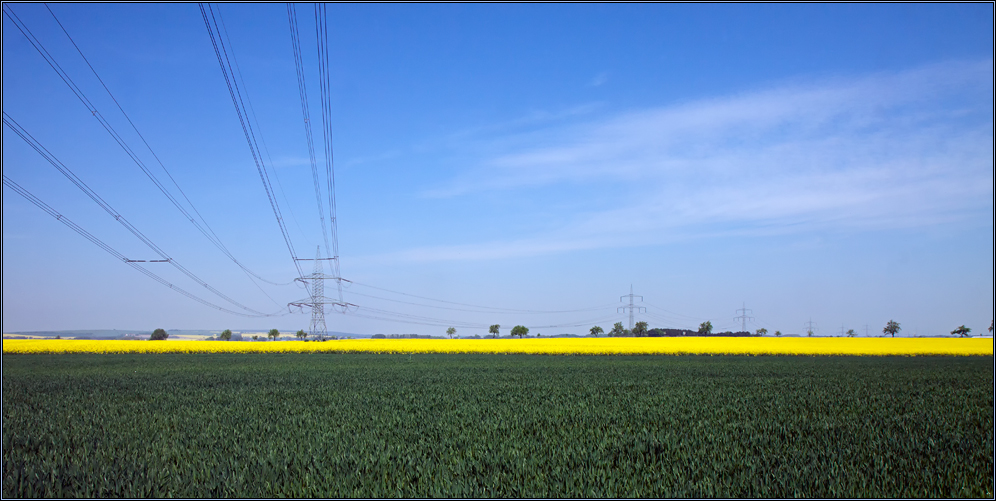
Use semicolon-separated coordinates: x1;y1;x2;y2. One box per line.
441;320;994;339
145;320;992;341
444;326;531;339
864;320;990;338
216;329;281;341
150;329;294;341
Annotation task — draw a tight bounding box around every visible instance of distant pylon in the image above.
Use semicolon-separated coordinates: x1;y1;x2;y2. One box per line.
805;318;818;337
618;285;646;330
734;302;754;333
288;246;354;341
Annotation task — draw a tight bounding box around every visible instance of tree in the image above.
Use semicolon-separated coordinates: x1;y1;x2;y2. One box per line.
446;327;456;339
846;329;856;337
219;329;232;341
774;330;782;337
609;322;626;337
489;324;500;338
633;321;649;337
296;329;307;340
756;328;768;336
951;325;971;338
510;325;529;338
252;335;259;341
590;325;604;337
268;328;280;341
883;320;900;338
698;321;713;335
150;328;168;341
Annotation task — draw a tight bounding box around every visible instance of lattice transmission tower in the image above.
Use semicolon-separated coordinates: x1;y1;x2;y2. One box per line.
805;318;819;337
288;247;353;340
618;285;646;331
734;302;754;333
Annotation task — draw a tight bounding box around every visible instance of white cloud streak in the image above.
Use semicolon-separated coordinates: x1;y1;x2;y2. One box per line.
588;72;608;87
375;60;994;264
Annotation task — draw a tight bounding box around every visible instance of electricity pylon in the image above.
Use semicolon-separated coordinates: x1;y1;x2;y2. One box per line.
805;319;818;337
618;285;646;331
288;247;354;340
734;302;754;333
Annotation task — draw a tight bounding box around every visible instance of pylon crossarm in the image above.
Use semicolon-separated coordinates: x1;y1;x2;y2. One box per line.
330;302;358;313
288;299;342;307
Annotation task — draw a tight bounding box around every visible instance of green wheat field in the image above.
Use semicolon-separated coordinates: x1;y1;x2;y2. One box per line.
2;353;993;498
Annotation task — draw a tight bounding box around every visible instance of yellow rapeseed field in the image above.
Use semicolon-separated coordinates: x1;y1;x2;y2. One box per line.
2;337;992;356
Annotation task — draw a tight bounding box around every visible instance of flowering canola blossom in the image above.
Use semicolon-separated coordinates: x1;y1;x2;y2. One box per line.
2;338;992;356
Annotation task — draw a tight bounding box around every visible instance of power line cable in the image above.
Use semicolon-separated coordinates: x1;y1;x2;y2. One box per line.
3;113;275;316
314;2;343;301
5;3;292;290
43;3;292;289
338;291;622;331
346;312;485;330
347;306;489;329
747;316;777;333
344;308;621;331
343;280;618;314
642;301;714;322
287;2;332;262
2;174;286;318
640;311;700;330
200;2;304;279
214;6;312;251
524;314;623;330
341;289;617;315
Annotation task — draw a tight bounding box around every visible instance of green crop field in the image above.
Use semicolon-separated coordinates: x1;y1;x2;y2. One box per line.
2;353;993;498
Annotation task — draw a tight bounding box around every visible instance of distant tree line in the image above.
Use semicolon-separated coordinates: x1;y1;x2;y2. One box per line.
646;328;755;337
199;317;994;341
589;320;757;338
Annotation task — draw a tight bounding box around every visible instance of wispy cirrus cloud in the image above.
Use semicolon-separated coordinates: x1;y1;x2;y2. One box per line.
588;72;609;87
434;102;605;146
372;59;993;264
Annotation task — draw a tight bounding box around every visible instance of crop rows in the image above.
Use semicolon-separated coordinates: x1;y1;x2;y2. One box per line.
2;353;993;498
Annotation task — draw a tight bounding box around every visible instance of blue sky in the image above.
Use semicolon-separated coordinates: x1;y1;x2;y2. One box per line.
2;3;993;337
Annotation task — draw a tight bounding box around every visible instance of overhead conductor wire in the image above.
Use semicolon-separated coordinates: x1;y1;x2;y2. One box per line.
3;114;281;317
200;3;304;280
287;3;332;263
344;280;619;313
4;4;292;294
315;2;345;304
2;175;281;317
215;7;313;249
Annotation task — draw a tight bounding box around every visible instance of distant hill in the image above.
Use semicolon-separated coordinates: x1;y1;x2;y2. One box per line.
3;329;364;340
3;330;151;340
